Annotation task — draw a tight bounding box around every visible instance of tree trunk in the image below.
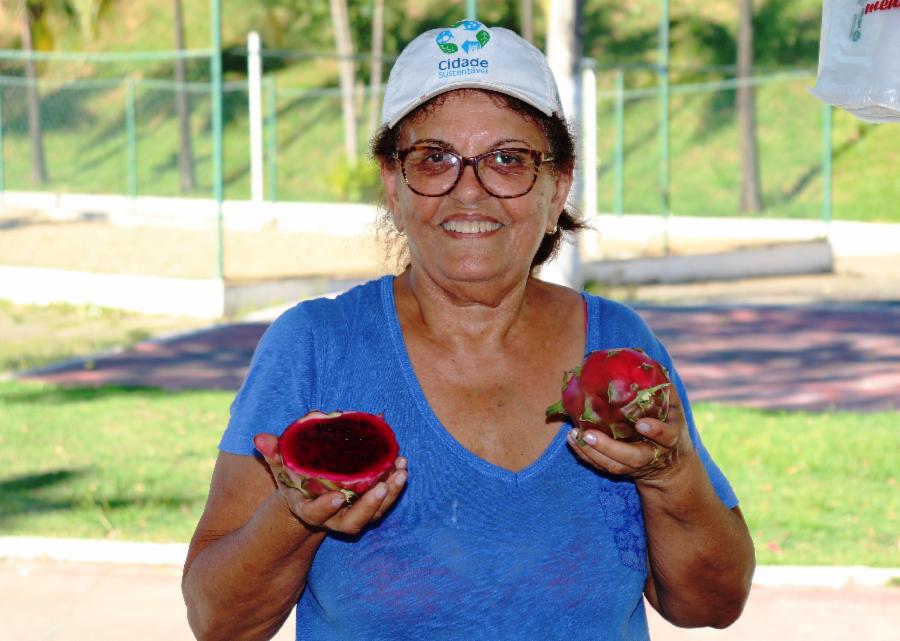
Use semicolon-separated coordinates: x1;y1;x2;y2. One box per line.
366;0;384;139
22;2;49;185
173;0;196;192
329;0;357;163
520;0;534;43
737;0;763;213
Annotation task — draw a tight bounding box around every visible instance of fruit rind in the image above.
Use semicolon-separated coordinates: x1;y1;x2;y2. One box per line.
276;411;399;504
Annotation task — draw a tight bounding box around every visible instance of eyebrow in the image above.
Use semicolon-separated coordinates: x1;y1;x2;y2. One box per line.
409;137;535;150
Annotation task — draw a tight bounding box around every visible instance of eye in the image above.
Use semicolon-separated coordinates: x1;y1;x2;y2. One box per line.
408;148;457;174
484;149;531;173
492;150;525;166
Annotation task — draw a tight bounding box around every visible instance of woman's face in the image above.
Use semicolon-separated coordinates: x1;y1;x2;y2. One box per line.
382;90;573;289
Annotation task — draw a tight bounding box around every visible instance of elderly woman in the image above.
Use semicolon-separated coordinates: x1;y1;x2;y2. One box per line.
182;21;754;641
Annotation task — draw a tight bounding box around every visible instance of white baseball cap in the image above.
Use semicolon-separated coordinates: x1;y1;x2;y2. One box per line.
381;20;563;128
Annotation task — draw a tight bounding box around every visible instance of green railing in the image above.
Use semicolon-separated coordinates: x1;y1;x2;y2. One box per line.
1;59;888;224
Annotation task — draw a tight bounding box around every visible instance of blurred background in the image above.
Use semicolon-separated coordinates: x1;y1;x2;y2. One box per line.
1;0;896;289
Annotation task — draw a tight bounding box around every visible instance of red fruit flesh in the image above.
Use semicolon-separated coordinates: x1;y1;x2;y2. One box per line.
546;348;671;442
277;411;399;504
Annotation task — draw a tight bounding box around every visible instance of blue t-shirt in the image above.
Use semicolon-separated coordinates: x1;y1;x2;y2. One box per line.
221;275;738;641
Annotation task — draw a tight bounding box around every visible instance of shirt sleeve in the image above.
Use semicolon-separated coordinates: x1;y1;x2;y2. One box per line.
218;305;319;457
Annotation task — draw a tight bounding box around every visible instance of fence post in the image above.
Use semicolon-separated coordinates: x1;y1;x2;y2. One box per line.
248;31;264;204
0;88;5;199
126;77;138;199
822;103;832;228
580;58;597;223
614;67;624;216
210;0;224;280
659;0;671;254
267;76;278;203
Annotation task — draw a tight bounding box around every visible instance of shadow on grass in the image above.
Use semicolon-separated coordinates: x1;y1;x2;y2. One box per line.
0;467;201;531
0;468;88;493
0;468;90;528
0;383;202;406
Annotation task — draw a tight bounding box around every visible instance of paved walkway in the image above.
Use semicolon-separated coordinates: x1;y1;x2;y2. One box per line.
1;556;898;641
21;302;900;413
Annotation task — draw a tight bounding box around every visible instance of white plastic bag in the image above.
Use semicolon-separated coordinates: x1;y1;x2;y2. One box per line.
811;0;900;122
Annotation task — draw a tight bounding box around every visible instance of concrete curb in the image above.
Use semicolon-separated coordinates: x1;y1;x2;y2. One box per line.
583;240;833;286
0;537;187;566
2;537;897;588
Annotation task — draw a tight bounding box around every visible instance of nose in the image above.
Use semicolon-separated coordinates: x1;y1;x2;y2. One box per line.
450;158;489;202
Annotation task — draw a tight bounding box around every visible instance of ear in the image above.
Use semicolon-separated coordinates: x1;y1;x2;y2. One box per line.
380;159;404;232
549;165;574;217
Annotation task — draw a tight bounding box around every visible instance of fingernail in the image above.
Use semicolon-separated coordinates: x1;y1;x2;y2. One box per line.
393;471;407;487
373;484;388;499
583;432;597;445
637;421;651;434
330;496;345;508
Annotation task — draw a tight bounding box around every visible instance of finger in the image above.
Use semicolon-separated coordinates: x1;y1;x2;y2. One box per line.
567;429;635;476
372;467;408;521
326;482;392;535
295;491;351;528
636;402;685;450
253;433;281;463
587;429;660;469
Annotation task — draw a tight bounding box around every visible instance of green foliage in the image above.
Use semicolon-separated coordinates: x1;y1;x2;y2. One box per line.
325;154;383;203
2;0;897;220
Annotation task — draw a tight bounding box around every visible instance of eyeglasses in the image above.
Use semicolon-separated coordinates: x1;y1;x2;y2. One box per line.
395;145;555;198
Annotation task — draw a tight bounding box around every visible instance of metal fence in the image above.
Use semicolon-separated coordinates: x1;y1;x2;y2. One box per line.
0;45;895;288
0;57;849;211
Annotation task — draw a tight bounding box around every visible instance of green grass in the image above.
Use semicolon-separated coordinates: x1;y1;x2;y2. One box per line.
1;380;897;568
695;403;899;567
0;381;227;542
0;300;205;375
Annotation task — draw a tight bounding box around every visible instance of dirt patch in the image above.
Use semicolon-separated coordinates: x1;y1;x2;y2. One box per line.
2;206;898;307
0;209;388;280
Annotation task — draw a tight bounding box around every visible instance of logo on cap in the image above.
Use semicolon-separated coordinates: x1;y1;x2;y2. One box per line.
434;20;491;55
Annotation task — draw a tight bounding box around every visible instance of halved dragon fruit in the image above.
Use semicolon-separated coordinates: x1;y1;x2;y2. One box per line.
277;411;399;504
546;348;671;442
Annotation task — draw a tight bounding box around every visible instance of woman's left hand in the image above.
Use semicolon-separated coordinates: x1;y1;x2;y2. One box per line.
566;391;694;481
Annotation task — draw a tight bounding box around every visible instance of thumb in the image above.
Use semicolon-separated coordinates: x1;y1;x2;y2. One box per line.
253;433;280;462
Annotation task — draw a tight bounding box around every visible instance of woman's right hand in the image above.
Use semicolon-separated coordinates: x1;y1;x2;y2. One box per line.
253;426;407;535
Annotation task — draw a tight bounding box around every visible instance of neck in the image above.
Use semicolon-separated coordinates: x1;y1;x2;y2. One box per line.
395;265;540;348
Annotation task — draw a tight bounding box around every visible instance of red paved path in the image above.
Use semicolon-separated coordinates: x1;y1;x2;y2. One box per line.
22;302;900;412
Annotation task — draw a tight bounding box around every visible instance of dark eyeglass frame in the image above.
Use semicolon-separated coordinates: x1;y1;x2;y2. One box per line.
394;145;555;198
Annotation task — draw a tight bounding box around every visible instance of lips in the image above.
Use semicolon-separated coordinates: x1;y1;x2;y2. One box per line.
440;217;503;234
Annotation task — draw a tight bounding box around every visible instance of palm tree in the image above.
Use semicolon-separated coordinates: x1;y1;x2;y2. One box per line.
738;0;763;212
11;0;114;186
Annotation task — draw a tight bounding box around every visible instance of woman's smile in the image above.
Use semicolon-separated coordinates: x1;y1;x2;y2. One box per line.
439;216;504;236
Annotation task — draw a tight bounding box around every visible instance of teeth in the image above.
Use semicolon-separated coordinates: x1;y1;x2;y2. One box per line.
441;220;502;234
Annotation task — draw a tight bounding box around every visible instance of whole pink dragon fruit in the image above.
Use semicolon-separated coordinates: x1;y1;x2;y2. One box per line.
277;411;399;504
546;348;672;442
